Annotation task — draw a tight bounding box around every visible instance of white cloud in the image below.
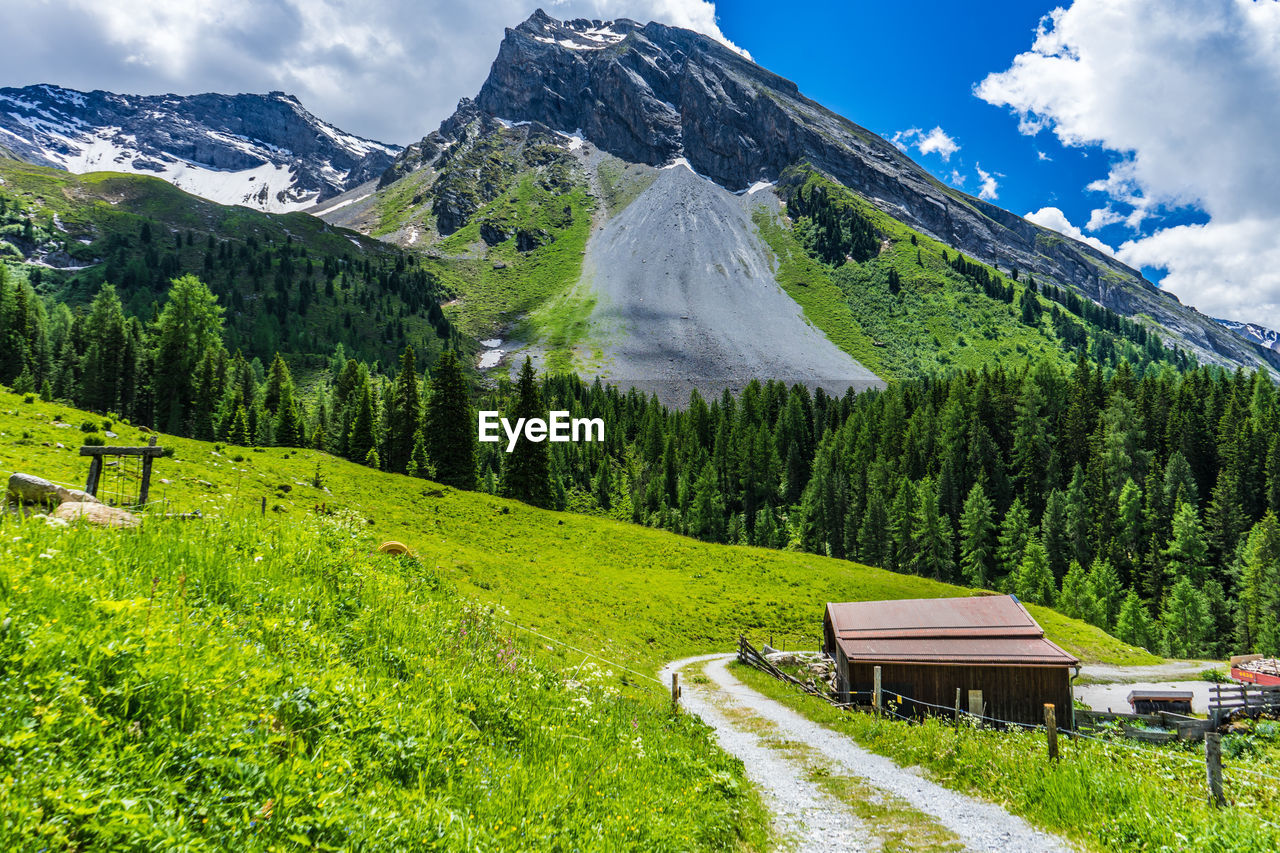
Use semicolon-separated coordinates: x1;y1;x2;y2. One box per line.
975;164;999;200
890;125;959;161
1025;206;1115;255
948;168;966;187
1085;206;1122;231
975;0;1280;328
0;0;745;145
1036;150;1052;161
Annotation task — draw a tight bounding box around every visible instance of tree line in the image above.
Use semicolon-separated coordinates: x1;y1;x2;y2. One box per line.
472;357;1280;660
7;266;1279;660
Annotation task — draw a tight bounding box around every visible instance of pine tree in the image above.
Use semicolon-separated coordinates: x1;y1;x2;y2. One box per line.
997;497;1032;581
347;381;377;465
910;478;954;580
1236;512;1280;654
959;482;995;588
1163;501;1210;586
501;358;552;508
1086;559;1123;630
1116;590;1157;650
1013;538;1055;605
1161;576;1211;658
382;346;422;474
424;349;476;489
1058;561;1092;621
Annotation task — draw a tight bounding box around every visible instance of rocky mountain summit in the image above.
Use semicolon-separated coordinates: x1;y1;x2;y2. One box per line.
0;85;399;212
383;8;1275;373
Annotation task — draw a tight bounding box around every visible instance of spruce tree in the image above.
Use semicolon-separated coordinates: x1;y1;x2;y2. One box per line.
1058;560;1092;621
273;382;304;447
227;403;250;446
1163;501;1210;587
1086;558;1123;630
1012;538;1055;605
347;382;377;466
384;346;422;474
1161;577;1211;658
424;349;476;489
959;482;995;588
1116;590;1157;650
1236;512;1280;653
501;358;552;507
910;478;954;580
997;497;1032;581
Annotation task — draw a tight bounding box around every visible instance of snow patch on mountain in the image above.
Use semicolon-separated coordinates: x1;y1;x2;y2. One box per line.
0;85;400;213
1216;318;1280;352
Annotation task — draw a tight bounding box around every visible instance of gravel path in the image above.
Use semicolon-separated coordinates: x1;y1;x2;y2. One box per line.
664;654;1072;853
661;654;870;852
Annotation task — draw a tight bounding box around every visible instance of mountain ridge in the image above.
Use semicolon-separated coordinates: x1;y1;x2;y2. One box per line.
0;84;399;213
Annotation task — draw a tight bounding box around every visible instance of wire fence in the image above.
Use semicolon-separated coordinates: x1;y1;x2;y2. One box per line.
735;639;1280;831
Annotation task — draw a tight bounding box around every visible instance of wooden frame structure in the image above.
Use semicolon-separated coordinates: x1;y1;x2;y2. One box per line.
80;435;164;506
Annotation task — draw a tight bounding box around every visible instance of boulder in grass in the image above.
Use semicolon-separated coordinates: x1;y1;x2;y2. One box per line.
55;486;100;505
7;473;60;506
53;501;139;528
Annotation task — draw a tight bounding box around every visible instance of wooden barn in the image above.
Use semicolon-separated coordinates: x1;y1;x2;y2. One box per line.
823;595;1079;728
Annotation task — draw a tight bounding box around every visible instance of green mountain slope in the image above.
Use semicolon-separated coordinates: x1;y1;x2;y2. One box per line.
0;159;455;370
0;387;1156;670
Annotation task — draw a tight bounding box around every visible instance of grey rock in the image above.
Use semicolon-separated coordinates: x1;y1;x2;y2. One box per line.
8;473;59;506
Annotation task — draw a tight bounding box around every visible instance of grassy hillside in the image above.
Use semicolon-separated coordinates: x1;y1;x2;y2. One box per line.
759;167;1182;380
0;388;1158;671
0;159;454;370
0;509;766;851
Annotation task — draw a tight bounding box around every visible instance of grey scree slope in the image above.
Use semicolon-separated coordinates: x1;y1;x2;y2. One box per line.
578;162;883;406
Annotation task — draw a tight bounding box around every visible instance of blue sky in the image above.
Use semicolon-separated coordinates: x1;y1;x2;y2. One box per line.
714;0;1164;284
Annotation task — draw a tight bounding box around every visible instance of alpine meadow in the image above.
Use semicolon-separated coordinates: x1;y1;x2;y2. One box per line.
3;4;1280;851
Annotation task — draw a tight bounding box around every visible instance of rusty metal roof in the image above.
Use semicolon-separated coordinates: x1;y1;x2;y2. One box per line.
825;595;1079;667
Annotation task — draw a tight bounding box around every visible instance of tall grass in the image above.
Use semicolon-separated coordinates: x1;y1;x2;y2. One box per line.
0;511;766;850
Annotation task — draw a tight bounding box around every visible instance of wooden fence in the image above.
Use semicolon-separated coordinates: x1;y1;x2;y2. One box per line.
1210;681;1280;724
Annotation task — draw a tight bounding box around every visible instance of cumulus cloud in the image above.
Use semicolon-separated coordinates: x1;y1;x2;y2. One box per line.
975;0;1280;328
0;0;744;145
890;126;959;161
1025;207;1114;256
1085;206;1122;232
975;164;998;200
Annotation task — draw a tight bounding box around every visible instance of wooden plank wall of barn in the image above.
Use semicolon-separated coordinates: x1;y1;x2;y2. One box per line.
845;661;1072;726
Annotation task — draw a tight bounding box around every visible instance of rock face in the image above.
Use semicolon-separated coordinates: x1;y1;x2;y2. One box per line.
0;84;400;212
430;9;1277;374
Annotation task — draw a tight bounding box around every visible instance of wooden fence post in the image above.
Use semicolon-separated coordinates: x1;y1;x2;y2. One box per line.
873;665;882;715
1204;732;1225;807
261;495;267;516
954;688;962;728
671;672;680;713
1044;704;1059;761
